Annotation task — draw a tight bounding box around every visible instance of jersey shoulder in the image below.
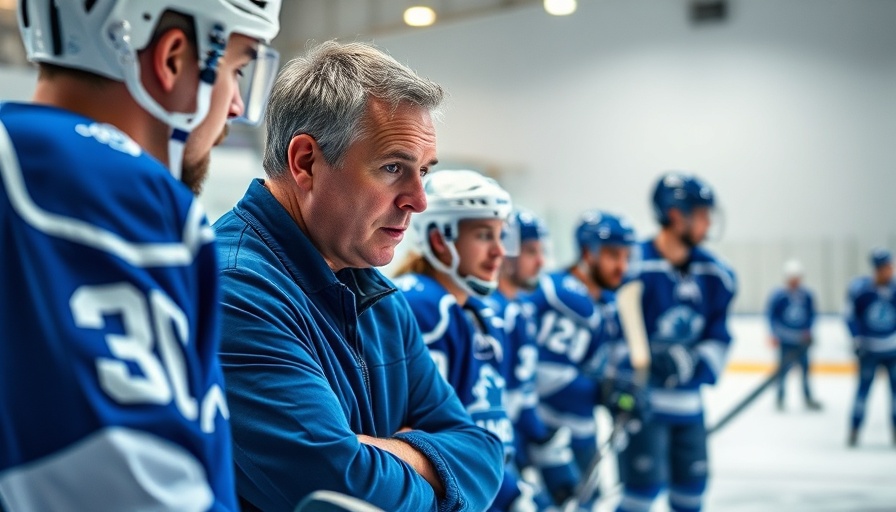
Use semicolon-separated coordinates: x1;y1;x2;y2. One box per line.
394;273;462;337
847;276;874;298
690;246;737;295
627;240;666;278
1;103;198;246
534;270;598;327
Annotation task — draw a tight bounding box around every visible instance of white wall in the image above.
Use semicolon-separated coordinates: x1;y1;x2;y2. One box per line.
366;0;896;312
3;1;893;312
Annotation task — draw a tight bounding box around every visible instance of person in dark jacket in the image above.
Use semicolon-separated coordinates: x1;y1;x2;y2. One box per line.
213;41;504;512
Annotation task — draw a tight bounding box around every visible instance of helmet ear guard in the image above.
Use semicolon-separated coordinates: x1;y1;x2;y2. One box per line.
412;170;513;297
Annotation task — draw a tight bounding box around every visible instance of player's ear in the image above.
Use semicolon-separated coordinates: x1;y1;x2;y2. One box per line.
667;208;684;228
152;28;195;93
287;133;317;192
428;229;450;259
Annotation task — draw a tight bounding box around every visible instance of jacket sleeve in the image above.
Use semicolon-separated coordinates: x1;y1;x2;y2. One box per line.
219;268;442;512
395;302;505;512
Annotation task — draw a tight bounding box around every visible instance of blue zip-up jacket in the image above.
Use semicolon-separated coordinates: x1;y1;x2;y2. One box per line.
213;180;504;512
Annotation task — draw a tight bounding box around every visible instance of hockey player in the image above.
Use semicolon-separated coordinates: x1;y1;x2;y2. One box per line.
528;210;649;483
615;172;736;512
489;210;581;508
394;170;540;511
767;259;821;411
845;248;896;447
0;2;280;510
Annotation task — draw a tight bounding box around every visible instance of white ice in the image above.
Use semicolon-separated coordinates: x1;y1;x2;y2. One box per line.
587;314;896;512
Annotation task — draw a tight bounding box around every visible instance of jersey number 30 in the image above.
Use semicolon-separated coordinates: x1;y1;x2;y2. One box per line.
70;283;226;433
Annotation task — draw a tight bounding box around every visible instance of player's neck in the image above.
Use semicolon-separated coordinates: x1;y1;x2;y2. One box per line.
571;263;603;301
32;77;170;164
654;229;691;267
497;278;517;300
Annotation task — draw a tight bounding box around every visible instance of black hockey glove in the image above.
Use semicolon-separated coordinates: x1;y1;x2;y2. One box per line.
650;344;698;388
599;377;651;424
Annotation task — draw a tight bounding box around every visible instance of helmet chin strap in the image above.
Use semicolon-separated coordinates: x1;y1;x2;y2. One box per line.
109;20;223;181
421;232;498;299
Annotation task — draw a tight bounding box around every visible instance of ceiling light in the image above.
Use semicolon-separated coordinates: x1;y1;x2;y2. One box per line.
544;0;577;16
404;6;437;27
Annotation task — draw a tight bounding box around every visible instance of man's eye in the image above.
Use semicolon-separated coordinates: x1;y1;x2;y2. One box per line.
384;163;400;174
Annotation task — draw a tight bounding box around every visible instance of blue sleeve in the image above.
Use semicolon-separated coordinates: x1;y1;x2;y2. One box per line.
766;292;779;332
807;291;816;329
845;282;861;338
692;269;736;386
395;312;505;512
219;268;444;512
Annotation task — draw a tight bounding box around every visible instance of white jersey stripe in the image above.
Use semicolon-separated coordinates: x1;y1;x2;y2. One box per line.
0;121;212;268
0;427;213;512
421;293;457;345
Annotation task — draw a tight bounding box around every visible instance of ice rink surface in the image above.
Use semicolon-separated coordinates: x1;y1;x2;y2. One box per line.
588;315;896;512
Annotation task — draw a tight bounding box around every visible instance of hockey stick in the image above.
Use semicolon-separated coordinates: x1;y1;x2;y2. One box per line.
293;491;384;512
706;342;810;436
562;281;652;511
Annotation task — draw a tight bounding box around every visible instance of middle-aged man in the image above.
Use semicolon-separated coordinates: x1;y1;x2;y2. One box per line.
213;41;504;512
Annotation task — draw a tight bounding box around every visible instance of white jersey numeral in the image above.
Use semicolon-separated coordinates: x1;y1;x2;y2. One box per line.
537;311;591;364
69;283;198;422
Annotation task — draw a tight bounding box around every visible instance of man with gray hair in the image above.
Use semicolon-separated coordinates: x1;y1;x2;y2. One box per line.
214;41;504;511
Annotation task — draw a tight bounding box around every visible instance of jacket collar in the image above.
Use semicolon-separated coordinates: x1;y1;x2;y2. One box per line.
234;179;395;315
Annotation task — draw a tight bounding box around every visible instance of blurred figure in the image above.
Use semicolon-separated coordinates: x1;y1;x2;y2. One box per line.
845;248;896;447
394;170;534;512
527;210;651;505
767;259;821;411
489;210;581;508
616;173;737;512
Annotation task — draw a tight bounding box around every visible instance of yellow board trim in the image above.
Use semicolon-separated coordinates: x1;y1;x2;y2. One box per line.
725;361;857;375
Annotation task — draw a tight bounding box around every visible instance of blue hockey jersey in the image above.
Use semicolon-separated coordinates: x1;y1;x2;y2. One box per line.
845;276;896;356
766;286;815;345
396;273;527;510
626;240;737;423
395;274;515;456
0;103;235;510
485;290;551;446
527;270;609;441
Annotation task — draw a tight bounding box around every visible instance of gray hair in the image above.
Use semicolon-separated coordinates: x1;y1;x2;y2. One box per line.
262;40;444;178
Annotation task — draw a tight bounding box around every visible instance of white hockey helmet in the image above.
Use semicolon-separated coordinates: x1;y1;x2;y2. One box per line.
18;0;281;132
413;169;513;297
783;259;803;279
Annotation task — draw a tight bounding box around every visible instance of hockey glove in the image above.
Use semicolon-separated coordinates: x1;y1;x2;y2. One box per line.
650;344;698;388
598;377;651;424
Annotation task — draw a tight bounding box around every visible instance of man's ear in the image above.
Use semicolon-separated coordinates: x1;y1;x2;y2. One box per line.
667;208;685;229
287;133;318;192
143;28;197;112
